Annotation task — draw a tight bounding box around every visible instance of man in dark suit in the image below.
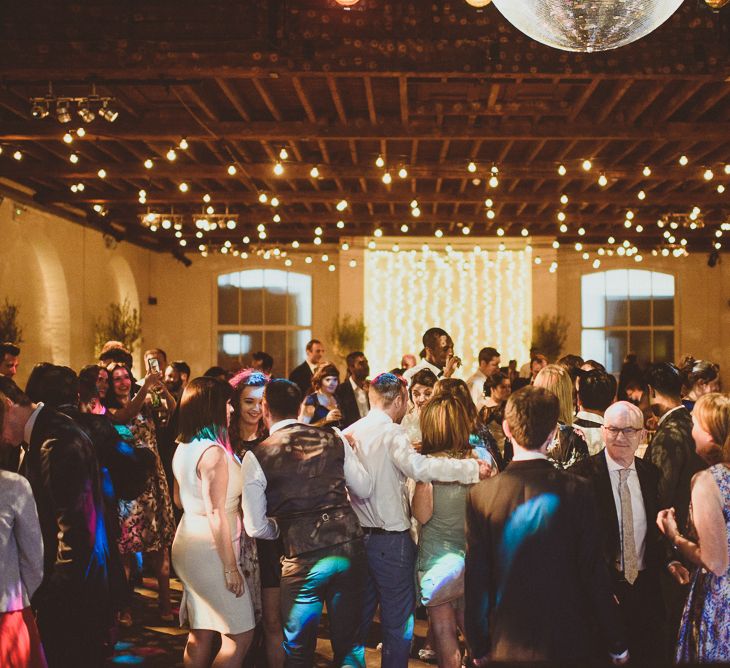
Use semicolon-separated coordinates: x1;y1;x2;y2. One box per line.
334;351;370;428
465;386;628;664
572;401;670;662
643;362;706;649
0;376;113;667
288;338;325;396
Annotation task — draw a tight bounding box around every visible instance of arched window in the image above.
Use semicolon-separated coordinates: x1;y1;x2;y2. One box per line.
581;269;675;373
217;269;312;374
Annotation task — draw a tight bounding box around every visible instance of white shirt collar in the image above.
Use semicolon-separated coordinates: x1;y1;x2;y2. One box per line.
604;448;636;472
657;404;685;427
576;410;604;424
350;376;364;393
365;407;393;425
512;448;548;462
269;418;299;435
24;403;44;444
306;360;318;373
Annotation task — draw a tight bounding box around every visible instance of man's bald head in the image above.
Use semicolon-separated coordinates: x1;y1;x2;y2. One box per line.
604;401;644;429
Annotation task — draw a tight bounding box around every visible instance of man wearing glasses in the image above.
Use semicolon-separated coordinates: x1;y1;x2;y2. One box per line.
573;401;679;663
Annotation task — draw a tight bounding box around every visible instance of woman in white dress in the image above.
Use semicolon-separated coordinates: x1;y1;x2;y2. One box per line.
172;377;255;667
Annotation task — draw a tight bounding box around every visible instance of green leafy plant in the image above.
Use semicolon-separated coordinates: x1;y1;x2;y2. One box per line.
532;314;569;362
329;314;367;361
0;298;24;343
94;299;142;357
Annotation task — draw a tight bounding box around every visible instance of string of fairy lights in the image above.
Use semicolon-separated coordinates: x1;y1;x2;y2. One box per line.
3;119;729;270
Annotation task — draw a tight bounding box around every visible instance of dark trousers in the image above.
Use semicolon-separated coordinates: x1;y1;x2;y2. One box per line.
279;539;366;668
355;531;417;668
614;568;667;663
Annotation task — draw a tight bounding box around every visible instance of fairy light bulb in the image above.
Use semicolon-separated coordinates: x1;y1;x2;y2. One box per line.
637;190;646;200
273;162;284;176
411;207;421;218
144;158;153;169
679;155;689;166
435;229;444;238
560;194;569;205
559;223;568;233
582;159;592;171
227;164;237;175
258;193;268;204
400;224;409;233
279;147;289;160
643;166;652;177
179;182;189;192
557;164;567;176
270;197;280;207
97;168;106;178
489;176;499;188
69;153;79;163
496;227;504;237
166;149;177;161
398;167;408;179
486;210;496;220
382;172;392;184
467;161;477;173
63;132;73;144
598;174;608;187
310;166;320;178
704;169;714;181
336;200;348;211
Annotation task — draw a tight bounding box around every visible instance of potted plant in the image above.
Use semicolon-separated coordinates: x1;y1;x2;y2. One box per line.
329;314;367;363
531;314;569;362
94;298;142;357
0;298;24;344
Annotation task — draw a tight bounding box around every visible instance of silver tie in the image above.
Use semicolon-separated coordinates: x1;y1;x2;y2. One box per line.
619;468;638;585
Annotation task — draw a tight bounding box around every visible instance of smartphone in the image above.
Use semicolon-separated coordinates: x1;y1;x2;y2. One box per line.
148;357;161;374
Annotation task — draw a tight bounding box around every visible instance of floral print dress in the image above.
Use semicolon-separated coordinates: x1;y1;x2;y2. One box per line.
115;408;176;554
676;464;730;663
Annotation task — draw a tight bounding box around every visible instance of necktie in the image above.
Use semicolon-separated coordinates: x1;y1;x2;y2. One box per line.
619;468;638;584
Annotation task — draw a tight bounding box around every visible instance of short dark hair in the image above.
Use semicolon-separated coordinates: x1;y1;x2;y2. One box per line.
583;359;606;373
345;351;365;368
264;379;302;419
311;363;340;392
645;362;683;398
79;364;105;388
305;339;322;352
484;371;509;395
679;356;719;392
557;354;585;382
171;360;191;378
478;347;500;364
252;351;274;373
99;345;133;368
369;373;406;406
0;342;20;358
178;377;232;443
409;368;438;398
0;376;31;406
25;363;79;408
422;328;449;350
577;370;617;412
203;366;227;379
504;386;559;451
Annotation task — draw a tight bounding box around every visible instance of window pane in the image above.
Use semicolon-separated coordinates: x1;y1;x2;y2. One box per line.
653;331;674;363
653;297;674;326
606;298;628;327
630;331;652;367
241;288;264;325
581;273;605;327
264;271;289;326
217;272;240;325
218;332;263;371
628;270;652;298
288;330;312;377
581;329;606;367
263;331;286;377
605;331;627;375
629;298;651;326
287;273;312;327
605;270;628;327
651;272;675;297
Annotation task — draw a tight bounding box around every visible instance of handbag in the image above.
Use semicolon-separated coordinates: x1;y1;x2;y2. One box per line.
417;552;465;607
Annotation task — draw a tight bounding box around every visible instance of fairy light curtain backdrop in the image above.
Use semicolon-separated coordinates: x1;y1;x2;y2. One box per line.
364;244;532;376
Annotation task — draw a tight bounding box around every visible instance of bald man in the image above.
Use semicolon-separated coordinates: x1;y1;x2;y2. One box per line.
572;402;675;663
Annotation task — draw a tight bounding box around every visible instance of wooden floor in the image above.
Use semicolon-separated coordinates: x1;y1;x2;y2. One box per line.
107;577;436;666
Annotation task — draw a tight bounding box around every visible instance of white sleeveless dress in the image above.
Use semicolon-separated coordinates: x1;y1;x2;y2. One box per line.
172;439;255;634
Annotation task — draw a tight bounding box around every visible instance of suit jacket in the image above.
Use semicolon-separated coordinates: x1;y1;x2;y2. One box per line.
464;458;627;663
571;451;666;578
646;407;706;531
21;407;112;625
335;377;369;429
288;361;313;396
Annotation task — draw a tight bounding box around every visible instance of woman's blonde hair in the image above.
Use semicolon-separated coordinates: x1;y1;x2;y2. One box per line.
534;364;575;425
694;392;730;463
420;395;472;457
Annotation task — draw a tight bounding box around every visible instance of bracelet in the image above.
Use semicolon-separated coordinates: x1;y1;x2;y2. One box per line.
224;568;238;575
672;533;684;549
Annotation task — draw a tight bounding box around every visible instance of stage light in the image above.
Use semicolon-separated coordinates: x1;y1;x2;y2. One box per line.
77;101;95;123
56;100;72;124
31;99;49;119
99;102;118;122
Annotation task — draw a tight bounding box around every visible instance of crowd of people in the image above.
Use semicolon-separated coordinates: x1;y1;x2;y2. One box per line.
0;333;728;667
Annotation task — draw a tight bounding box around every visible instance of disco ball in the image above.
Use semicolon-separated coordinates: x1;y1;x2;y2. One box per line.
491;0;686;52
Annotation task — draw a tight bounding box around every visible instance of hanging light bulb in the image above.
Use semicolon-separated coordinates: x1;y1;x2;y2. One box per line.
467;161;477;173
97;167;106;178
560;194;569;204
489;176;499;188
678;155;689;166
179;182;189;192
411;207;421;217
598;174;608;187
643;165;652;177
310;166;320;178
375;155;385;168
273;162;284;176
166;149;177;161
69;153;79;164
279;147;289;160
637;190;646;200
144;158;154;169
178;138;189;150
63;132;74;144
398;167;408;179
336;199;348;211
703;169;714;181
557;164;567;176
227;164;237;175
401;224;409;233
336;220;345;229
582;159;592;171
382;172;392;184
271;197;280;207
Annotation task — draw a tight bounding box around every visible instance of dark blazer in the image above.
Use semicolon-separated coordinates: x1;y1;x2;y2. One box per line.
646;407;706;531
21;407;113;660
288;361;313;397
464;458;627;663
571;451;666;575
334;377;369;429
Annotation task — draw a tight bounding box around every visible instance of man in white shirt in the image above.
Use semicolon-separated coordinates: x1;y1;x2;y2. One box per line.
242;379;372;667
343;373;492;668
402;327;461;384
574;369;617;455
572;401;673;663
466;346;501;408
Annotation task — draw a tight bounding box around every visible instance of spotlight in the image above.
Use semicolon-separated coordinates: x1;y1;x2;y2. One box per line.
99;102;118;122
56;100;72;124
31;99;50;119
77;101;95;123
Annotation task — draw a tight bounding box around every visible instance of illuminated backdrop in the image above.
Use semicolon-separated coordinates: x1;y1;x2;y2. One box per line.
364;245;532;377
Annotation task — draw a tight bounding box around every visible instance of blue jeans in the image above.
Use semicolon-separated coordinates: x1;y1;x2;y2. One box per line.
354;531;416;668
279;540;366;667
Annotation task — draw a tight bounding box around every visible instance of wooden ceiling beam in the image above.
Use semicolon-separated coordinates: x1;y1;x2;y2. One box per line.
624;82;665;124
251;79;282;122
4;120;730;142
595;79;635;125
215;78;251;121
656;81;706;123
568;80;600;122
363;76;378;125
